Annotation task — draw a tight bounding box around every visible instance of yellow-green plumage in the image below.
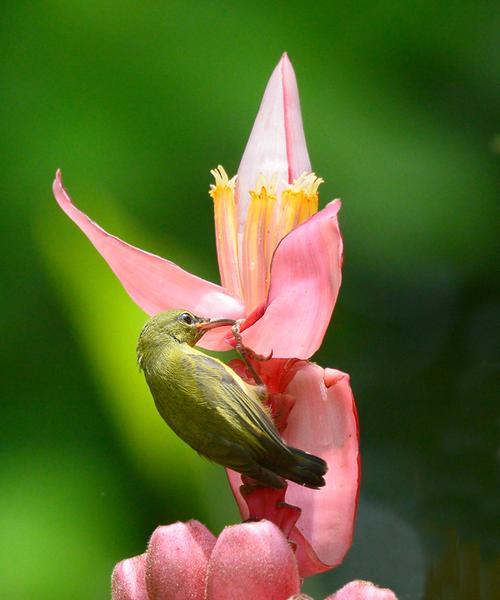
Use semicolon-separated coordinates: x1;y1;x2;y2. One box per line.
137;310;327;489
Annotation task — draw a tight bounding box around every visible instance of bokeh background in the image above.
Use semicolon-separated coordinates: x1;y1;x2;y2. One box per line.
1;1;498;598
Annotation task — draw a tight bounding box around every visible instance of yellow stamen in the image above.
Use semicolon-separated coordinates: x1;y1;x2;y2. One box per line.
209;167;323;311
209;166;242;298
242;178;277;311
282;172;322;230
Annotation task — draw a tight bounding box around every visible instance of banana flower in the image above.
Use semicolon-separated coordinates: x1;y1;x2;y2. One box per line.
54;54;359;576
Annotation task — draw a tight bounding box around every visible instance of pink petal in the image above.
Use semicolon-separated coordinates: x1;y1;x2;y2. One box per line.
280;53;312;181
112;554;148;600
285;364;359;576
326;580;398;600
145;520;216;600
206;520;300;600
241;201;343;359
236;53;311;223
226;362;359;577
53;171;244;350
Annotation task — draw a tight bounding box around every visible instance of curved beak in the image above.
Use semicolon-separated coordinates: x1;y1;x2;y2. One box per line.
195;317;236;332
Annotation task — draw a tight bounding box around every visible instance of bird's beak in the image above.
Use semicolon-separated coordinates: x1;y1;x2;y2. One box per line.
195;317;236;332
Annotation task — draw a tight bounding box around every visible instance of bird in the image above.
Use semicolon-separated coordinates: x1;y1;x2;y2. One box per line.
136;309;327;489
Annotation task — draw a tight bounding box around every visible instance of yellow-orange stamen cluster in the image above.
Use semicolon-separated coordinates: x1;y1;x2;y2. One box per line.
209;166;242;298
242;176;277;311
210;167;323;312
282;172;323;230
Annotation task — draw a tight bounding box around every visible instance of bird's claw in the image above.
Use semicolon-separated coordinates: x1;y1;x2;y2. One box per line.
230;321;268;387
231;322;272;361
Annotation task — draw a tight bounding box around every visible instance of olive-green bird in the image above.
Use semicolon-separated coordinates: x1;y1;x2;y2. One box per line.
137;309;327;489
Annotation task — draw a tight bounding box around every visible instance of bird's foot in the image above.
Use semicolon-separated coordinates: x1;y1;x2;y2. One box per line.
230;321;269;386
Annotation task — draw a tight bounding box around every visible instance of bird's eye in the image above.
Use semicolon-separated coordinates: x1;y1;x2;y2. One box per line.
178;312;194;325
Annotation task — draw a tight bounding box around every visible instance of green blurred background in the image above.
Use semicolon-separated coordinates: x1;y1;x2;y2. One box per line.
1;1;498;598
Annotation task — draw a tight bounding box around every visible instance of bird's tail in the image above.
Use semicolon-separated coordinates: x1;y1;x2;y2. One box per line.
282;446;328;489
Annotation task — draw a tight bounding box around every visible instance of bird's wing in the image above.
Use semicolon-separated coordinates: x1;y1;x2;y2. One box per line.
183;352;290;456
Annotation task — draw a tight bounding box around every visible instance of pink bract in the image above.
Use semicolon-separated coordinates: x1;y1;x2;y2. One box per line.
325;580;398;600
112;520;300;600
56;54;359;579
236;53;311;221
227;361;359;576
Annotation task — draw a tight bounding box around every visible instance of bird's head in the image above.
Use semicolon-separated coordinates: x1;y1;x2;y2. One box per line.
137;309;235;364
